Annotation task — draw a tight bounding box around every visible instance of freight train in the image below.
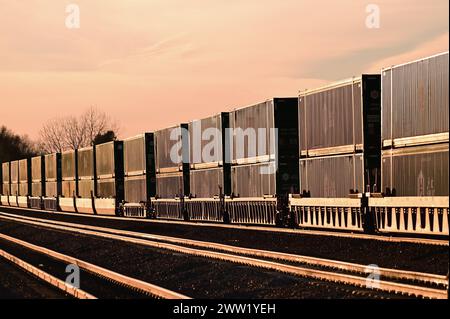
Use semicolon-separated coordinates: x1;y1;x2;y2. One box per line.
1;52;448;237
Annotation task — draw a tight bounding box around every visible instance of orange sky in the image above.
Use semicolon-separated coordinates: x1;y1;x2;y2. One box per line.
0;0;448;140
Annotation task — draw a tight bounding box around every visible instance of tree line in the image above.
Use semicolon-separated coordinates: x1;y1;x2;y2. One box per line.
1;107;119;163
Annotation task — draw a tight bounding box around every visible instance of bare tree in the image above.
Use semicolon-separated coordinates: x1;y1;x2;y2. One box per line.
38;118;67;153
38;107;119;153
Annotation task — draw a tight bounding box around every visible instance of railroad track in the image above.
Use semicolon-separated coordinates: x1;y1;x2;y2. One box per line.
0;211;447;299
0;232;189;299
2;205;447;246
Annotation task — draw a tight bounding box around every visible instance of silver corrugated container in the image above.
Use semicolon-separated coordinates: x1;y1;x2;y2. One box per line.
96;143;115;177
44;153;61;198
300;153;364;197
77;147;95;198
10;161;19;184
155;124;189;170
190;167;224;198
61;150;77;180
123;133;156;203
231;163;276;198
229;98;299;197
78;147;94;179
62;180;77;198
382;52;449;142
156;173;184;198
189;113;227;164
18;159;29;196
31;156;44;197
299;76;383;154
45;153;58;181
95;141;124;200
2;162;9;195
382;143;448;196
230;100;275;162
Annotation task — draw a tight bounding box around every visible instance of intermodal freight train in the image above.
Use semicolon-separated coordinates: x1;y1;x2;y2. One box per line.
1;52;448;237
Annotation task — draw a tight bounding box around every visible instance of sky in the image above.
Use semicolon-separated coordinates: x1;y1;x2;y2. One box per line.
0;0;448;140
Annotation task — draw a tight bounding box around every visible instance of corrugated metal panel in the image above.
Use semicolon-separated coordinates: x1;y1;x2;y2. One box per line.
78;180;94;198
230;100;274;161
382;52;449;141
11;183;18;196
96;142;114;176
124;135;145;173
382;144;449;196
125;175;146;203
299;79;362;152
31;156;43;183
2;162;9;184
19;159;28;183
155;125;189;170
156;173;183;198
97;178;116;198
10;161;19;184
45;182;58;198
300;153;364;197
45;153;58;181
62;181;76;198
61;151;76;179
189;114;223;164
2;184;10;196
78;147;94;178
19;183;28;196
190;168;224;198
31;183;42;197
231;163;276;198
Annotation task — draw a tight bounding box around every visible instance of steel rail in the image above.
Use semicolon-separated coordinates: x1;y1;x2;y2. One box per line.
0;232;190;299
0;214;446;299
1;211;446;287
0;247;96;299
1;206;447;246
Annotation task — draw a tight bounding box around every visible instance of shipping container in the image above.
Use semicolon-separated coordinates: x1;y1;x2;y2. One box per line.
2;162;9;196
9;160;19;196
95;141;124;199
44;153;61;198
382;143;448;196
123;133;156;203
188;113;231;198
18;158;30;196
299;75;381;194
154;124;190;198
229;98;299;198
300;153;364;198
77;146;95;198
61;150;77;197
381;52;449;145
190;167;225;198
31;155;45;197
155;173;184;199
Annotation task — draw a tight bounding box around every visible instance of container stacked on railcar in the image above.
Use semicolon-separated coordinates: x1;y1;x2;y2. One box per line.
186;113;231;222
122;133;156;217
8;160;19;206
152;124;190;219
298;75;381;197
228;98;299;225
18;159;31;207
29;155;45;209
292;75;381;231
369;52;449;236
76;146;96;214
60;150;78;212
43;153;61;210
380;52;449;196
95;141;124;215
1;162;9;205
